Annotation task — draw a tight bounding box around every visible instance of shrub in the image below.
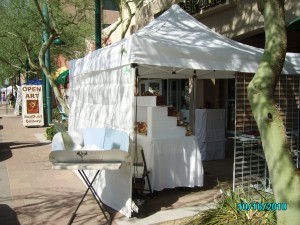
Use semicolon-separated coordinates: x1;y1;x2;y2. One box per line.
46;120;68;140
52;107;62;121
185;186;276;225
45;106;69;141
46;125;57;141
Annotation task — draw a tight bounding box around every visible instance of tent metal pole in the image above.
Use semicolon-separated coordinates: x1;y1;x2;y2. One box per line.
131;63;139;168
233;71;237;192
191;72;196;135
167;79;170;105
95;0;101;50
294;75;300;170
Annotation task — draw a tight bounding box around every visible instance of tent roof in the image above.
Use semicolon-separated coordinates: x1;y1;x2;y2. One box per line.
70;5;300;79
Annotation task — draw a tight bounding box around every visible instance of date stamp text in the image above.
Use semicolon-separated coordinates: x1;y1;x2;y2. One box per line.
237;202;287;211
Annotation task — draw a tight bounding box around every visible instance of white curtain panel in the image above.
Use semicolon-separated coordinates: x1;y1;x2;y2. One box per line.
68;66;135;133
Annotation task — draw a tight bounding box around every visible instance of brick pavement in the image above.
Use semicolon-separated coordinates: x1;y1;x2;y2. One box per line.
0;104;233;225
0;105;123;225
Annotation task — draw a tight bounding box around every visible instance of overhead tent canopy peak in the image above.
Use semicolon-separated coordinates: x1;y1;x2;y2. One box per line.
70;5;300;78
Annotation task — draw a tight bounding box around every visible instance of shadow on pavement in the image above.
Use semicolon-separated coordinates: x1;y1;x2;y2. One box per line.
0;141;49;151
0;144;12;162
132;153;234;219
0;141;49;162
0;204;21;225
12;189;111;225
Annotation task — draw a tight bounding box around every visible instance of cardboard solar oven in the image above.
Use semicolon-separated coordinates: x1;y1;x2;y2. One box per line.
50;128;131;224
50;128;130;169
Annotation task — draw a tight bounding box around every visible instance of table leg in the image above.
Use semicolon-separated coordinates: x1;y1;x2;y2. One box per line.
67;170;112;225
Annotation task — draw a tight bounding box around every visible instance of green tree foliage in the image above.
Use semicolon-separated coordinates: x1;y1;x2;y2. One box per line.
187;186;276;225
0;0;95;112
0;1;41;83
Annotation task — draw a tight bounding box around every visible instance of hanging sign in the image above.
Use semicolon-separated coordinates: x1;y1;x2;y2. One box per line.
22;85;44;127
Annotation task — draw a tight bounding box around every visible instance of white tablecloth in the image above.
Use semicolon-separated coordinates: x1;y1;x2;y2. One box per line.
195;109;225;160
137;134;204;191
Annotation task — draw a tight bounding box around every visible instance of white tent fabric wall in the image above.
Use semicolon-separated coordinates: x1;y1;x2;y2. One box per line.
70;35;132;76
68;66;135;132
68;4;300;217
68;67;135;217
14;85;22;115
0;86;16;95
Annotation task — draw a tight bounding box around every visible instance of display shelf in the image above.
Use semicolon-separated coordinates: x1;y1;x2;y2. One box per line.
234;74;300;193
136;96;186;138
136;96;157;107
233;136;268;191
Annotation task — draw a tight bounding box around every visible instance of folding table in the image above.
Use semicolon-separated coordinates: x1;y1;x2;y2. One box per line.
50;129;131;224
52;161;124;225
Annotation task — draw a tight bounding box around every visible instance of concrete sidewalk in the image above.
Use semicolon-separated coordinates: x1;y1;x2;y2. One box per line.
0;105;232;225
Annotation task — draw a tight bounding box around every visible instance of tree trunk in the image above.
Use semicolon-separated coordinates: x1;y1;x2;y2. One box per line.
35;0;69;117
248;1;300;224
39;36;69;116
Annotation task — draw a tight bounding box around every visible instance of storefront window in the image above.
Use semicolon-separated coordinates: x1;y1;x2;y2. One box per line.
182;80;190;109
139;80;162;95
139;79;189;110
165;79;190;110
102;0;119;11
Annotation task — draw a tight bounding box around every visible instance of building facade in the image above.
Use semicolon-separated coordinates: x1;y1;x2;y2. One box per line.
136;0;300;53
102;0;120;28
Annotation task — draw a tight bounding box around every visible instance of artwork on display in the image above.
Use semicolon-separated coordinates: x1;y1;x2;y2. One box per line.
27;100;39;114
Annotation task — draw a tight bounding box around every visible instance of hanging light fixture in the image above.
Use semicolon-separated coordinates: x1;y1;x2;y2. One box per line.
287;17;300;31
53;37;66;45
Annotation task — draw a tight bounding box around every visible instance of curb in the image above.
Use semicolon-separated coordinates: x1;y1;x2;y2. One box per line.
115;202;215;225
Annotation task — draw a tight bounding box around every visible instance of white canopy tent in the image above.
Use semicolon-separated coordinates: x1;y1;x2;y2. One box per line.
0;85;18;95
68;4;300;217
70;4;300;80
